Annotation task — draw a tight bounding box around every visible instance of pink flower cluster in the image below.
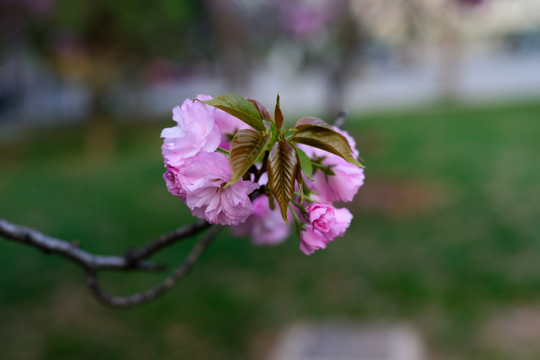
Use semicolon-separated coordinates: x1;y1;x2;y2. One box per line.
232;195;291;246
161;94;365;255
299;203;353;255
293;128;364;255
161;95;258;226
232;127;364;255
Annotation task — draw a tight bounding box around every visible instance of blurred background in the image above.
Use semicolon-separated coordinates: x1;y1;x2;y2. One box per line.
1;0;540;359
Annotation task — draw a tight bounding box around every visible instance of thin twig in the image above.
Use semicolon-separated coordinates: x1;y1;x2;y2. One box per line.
0;218;163;271
86;226;222;307
0;111;347;307
0;217;219;307
333;110;347;128
123;219;210;263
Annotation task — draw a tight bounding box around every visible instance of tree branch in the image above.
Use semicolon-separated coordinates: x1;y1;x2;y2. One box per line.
0;112;348;308
86;226;222;307
0;218;165;271
123;219;210;263
0;217;218;307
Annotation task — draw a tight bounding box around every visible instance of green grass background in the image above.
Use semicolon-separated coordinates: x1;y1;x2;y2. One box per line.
1;100;540;359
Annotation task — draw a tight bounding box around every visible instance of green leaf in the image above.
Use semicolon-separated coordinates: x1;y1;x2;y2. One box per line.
268;140;298;223
292;125;363;167
247;98;272;120
228;129;270;186
274;94;284;130
201;94;265;132
295;165;304;203
294;146;313;179
268;121;279;150
266;189;276;210
294;116;332;130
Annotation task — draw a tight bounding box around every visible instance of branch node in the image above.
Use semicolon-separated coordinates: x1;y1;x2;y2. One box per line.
123;247;138;267
0;216;218;308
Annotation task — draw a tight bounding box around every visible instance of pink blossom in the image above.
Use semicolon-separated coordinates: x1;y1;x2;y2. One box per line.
299;206;352;255
299;126;364;203
306;204;353;241
181;152;259;226
299;227;329;255
306;203;335;233
163;165;186;201
326;207;353;240
189;94;251;151
213;107;251;138
212;106;251;151
309;156;365;203
161;95;221;167
232;195;291;245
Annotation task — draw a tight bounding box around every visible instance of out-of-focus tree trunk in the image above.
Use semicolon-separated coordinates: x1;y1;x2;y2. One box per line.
437;3;462;101
203;0;251;93
84;54;117;162
326;5;366;119
401;0;426;68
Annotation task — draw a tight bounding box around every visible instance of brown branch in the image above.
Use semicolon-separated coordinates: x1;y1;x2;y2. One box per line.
86;226;221;307
0;217;218;307
0;111;347;307
0;218;164;271
123;219;210;263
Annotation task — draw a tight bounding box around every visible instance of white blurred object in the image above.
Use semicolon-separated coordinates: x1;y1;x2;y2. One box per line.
268;323;425;360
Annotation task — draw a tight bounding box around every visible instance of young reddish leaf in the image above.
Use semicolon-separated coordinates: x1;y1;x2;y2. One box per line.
228;129;270;186
268;140;298;223
292;125;363;167
274;94;284;130
247;98;272;120
295;146;313;179
294;116;332;130
201;93;265;132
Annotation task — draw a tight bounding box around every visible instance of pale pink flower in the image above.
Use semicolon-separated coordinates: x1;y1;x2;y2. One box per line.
213;107;251;138
163;165;186;201
326;207;353;240
182;152;259;226
299;126;364;203
300;205;352;255
212;107;251;151
232;195;291;245
161;95;221;167
299;227;329;255
306;204;353;241
309;156;365;203
306;203;336;233
189;94;251;151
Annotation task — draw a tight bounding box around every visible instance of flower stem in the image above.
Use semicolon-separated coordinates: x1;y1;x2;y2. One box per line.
289;204;305;237
216;148;230;155
291;199;307;214
294;193;313;204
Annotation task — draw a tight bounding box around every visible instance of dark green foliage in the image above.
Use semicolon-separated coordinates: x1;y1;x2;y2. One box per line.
1;100;540;359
